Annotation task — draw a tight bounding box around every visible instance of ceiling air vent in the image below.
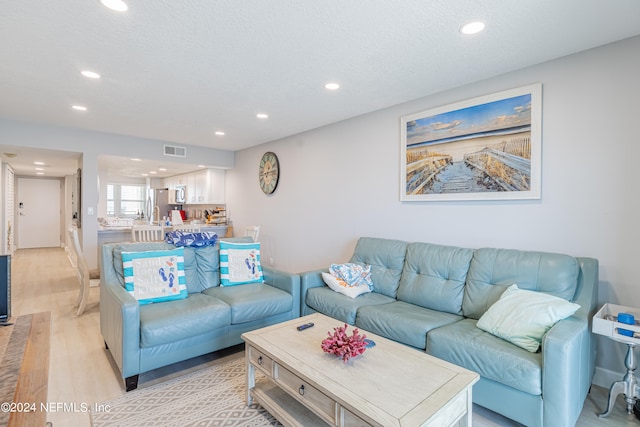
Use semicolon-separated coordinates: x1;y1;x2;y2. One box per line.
164;144;187;158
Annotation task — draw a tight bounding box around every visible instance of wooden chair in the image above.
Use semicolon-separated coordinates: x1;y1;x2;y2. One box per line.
244;225;260;242
172;224;201;233
68;228;98;315
131;224;164;242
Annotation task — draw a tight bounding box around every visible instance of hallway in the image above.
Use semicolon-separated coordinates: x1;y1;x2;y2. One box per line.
11;248;118;426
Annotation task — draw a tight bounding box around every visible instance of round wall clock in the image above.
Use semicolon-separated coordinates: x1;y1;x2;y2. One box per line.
258;151;280;195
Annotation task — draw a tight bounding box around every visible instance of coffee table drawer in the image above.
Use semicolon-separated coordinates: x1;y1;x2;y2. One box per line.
339;406;371;427
275;364;336;424
248;346;274;377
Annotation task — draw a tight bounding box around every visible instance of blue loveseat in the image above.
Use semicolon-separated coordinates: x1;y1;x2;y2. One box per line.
100;237;300;391
300;237;598;427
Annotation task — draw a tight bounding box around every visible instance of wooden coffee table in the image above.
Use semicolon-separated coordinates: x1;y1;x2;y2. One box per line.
242;313;479;427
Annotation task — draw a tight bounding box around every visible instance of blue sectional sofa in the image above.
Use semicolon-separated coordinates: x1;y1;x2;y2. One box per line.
100;237;300;391
300;237;598;427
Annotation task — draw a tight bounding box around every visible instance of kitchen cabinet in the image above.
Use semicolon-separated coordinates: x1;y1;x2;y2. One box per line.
164;176;177;203
184;170;203;204
162;169;225;205
206;169;226;204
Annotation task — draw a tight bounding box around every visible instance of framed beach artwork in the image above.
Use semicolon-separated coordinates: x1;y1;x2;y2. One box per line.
400;83;542;201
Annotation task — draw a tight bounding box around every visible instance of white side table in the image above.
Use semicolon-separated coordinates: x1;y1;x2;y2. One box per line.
598;336;640;416
592;304;640;417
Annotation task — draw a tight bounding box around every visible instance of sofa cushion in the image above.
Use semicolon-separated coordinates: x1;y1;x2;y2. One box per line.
463;248;580;319
203;283;291;324
397;242;473;315
182;245;220;293
356;301;462;349
427;318;543;395
477;284;580;352
139;293;230;348
461;282;511;321
349;237;409;298
306;286;395;325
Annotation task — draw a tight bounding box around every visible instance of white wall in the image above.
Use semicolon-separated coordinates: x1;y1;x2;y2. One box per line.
226;35;640;382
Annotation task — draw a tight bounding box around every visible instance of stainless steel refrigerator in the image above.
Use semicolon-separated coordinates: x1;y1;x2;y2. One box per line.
147;188;172;223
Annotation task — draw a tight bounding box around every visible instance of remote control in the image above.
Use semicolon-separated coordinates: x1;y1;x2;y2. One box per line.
297;322;314;331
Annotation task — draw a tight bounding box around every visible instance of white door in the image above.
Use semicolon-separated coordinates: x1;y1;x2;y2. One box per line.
17;178;61;248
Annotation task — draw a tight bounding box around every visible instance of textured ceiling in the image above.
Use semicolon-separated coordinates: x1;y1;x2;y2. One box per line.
1;0;640;176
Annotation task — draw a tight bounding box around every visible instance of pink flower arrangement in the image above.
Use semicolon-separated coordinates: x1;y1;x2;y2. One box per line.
321;323;368;363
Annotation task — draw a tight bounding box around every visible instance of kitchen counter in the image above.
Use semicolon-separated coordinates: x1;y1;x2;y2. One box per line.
98;224;228;234
97;224;229;267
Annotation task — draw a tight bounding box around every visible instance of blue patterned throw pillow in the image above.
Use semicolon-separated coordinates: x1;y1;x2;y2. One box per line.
121;248;187;304
164;231;218;247
329;263;374;290
219;241;263;286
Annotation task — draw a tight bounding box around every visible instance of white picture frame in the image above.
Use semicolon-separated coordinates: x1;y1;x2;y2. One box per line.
400;83;542;201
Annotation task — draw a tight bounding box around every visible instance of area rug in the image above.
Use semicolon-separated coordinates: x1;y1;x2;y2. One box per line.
90;357;283;427
0;314;33;426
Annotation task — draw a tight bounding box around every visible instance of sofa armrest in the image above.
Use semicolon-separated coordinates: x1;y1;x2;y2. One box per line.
263;266;301;318
574;258;599;321
541;316;590;427
300;268;329;315
99;281;141;380
540;257;598;427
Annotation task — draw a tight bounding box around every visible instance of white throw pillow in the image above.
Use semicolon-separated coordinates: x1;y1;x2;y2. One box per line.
322;272;371;299
121;248;187;305
219;241;263;286
476;284;580;352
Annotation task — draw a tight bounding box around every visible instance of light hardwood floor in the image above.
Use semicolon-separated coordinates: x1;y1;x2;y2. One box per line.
9;248;639;426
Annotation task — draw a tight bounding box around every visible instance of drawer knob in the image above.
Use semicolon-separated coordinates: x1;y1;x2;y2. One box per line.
299;385;305;396
257;356;263;365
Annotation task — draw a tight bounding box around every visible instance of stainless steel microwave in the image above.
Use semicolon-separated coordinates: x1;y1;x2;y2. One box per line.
175;185;186;204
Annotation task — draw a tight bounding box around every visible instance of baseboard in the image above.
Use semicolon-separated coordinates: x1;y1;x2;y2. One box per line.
593;366;624;389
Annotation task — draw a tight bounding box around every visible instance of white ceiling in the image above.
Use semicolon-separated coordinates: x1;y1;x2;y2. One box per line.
2;1;640;177
0;147;208;179
0;146;81;177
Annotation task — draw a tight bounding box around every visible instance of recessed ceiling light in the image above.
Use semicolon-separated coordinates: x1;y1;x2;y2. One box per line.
141;173;149;177
197;165;206;168
256;113;269;119
72;105;87;111
100;0;128;12
460;21;485;35
36;172;45;175
214;131;225;136
35;167;44;171
81;70;101;79
158;167;167;171
149;171;157;174
34;161;45;165
130;158;141;162
324;82;340;90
